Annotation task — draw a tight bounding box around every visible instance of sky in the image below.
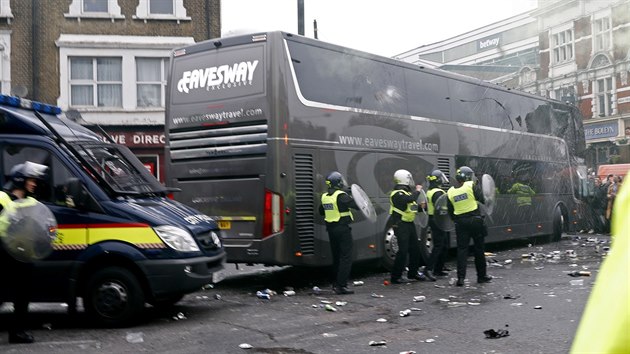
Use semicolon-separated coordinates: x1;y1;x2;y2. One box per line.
221;0;539;58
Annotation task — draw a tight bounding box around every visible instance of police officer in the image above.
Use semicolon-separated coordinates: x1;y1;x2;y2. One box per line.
319;171;359;295
0;162;48;344
446;166;492;287
388;169;434;283
426;170;450;277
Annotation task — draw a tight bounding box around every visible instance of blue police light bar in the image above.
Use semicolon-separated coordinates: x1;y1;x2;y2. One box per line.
0;94;62;115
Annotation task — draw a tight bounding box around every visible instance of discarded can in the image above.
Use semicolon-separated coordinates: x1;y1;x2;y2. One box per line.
214;294;222;300
504;259;513;264
368;340;387;346
413;295;426;302
283;290;296;297
568;271;591;277
376;318;388;323
534;305;542;309
239;343;253;349
371;293;384;298
324;304;338;312
383;280;390;286
353;281;364;286
312;286;321;294
335;301;347;306
256;291;271;300
399;309;411;317
425;338;436;343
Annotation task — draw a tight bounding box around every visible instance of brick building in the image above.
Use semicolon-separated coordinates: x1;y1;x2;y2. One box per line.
0;0;221;182
396;0;630;170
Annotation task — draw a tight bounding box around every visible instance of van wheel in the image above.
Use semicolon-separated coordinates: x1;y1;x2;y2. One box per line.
84;266;144;327
551;206;566;242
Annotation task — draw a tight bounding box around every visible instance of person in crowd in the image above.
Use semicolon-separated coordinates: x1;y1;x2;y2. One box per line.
605;175;619;233
388;169;434;283
591;177;608;234
0;162;48;344
425;169;450;277
318;171;359;295
571;173;629;353
446;166;492;287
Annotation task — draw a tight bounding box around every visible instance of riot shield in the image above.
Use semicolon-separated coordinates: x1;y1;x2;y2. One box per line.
351;184;377;223
481;174;496;215
434;194;455;231
0;199;57;263
415;188;428;227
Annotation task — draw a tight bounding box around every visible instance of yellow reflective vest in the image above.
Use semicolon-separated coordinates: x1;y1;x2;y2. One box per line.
570;174;630;353
321;190;353;223
508;182;535;207
0;192;38;237
447;181;478;215
426;188;443;216
389;189;418;222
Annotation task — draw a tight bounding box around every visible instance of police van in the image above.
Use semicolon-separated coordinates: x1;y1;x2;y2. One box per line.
0;94;226;326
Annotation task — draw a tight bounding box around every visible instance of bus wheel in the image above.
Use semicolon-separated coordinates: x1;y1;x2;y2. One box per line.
381;228;398;271
418;226;434;263
551;206;566;242
84;266;144;327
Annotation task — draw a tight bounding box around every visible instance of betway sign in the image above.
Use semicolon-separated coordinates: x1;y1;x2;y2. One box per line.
477;34;502;52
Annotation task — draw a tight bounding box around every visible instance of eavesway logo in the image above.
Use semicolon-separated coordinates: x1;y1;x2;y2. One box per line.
177;60;259;93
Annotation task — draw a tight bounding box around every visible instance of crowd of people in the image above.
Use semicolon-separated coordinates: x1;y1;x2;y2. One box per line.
583;173;623;234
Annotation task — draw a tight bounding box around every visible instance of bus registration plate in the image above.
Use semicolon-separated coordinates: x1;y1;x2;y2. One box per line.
218;221;231;230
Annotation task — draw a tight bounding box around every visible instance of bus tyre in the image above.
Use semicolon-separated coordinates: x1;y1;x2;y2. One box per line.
381;228;397;271
84;266;144;327
552;206;566;242
418;226;433;264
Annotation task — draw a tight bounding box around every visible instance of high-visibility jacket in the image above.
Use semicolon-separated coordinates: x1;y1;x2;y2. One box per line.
389;189;418;222
447;181;478;216
0;192;38;237
321;190;353;223
570;174;630;353
426;188;443;216
508;182;535;207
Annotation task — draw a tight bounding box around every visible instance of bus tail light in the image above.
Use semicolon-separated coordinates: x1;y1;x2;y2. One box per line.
263;189;284;238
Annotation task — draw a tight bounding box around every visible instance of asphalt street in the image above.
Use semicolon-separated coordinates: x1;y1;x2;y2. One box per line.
0;233;610;353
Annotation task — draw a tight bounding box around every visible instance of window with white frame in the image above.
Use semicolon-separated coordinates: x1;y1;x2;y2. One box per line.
0;0;13;20
65;0;123;19
595;77;613;117
136;57;169;108
593;17;611;52
134;0;190;21
552;29;573;64
70;57;122;107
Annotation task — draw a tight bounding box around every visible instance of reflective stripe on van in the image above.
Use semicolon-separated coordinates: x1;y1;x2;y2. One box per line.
52;223;167;250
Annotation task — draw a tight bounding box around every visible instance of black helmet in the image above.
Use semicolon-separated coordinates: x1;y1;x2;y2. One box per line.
325;171;346;189
426;169;447;186
5;161;48;190
455;166;474;183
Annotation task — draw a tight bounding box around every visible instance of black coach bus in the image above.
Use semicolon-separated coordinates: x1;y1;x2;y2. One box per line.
165;31;587;267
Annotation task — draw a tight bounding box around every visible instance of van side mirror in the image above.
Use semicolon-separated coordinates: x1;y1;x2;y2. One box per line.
65;177;89;209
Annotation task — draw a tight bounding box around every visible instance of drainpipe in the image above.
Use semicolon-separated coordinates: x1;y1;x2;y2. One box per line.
31;0;40;100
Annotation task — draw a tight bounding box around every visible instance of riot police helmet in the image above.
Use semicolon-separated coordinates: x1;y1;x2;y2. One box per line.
325;171;346;190
455;166;474;183
5;161;48;190
394;169;414;187
426;169;448;186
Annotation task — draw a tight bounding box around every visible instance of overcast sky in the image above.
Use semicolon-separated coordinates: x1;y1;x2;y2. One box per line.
221;0;538;57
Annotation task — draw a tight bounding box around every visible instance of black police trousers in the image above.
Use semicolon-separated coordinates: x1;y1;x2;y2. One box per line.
0;249;33;332
326;223;353;288
454;216;487;280
391;221;421;280
427;217;449;273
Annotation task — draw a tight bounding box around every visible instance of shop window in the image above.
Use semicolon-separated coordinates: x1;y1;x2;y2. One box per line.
69;57;122;108
552;29;574;64
136;57;169;108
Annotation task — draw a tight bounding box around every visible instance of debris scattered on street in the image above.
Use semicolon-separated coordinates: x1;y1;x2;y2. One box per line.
172;312;187;320
214;294;222;300
353;281;364;286
424;338;436;343
283;290;296;296
239;343;253;349
126;332;144;344
322;333;338;338
503;294;520;299
371;293;384;298
399;309;411;317
534;305;542;309
570;279;584;286
312;286;321;295
368;340;387;346
568;271;591;277
484;328;510;339
256;291;271;300
376;318;388;323
510;303;523;307
413;295;426;302
325;304;338;312
335;301;347;306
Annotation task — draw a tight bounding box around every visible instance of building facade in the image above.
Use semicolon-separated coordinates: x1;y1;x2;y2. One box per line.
0;0;221;182
396;0;630;170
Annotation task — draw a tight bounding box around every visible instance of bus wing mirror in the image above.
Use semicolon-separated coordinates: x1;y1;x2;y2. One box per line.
65;177;89;210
